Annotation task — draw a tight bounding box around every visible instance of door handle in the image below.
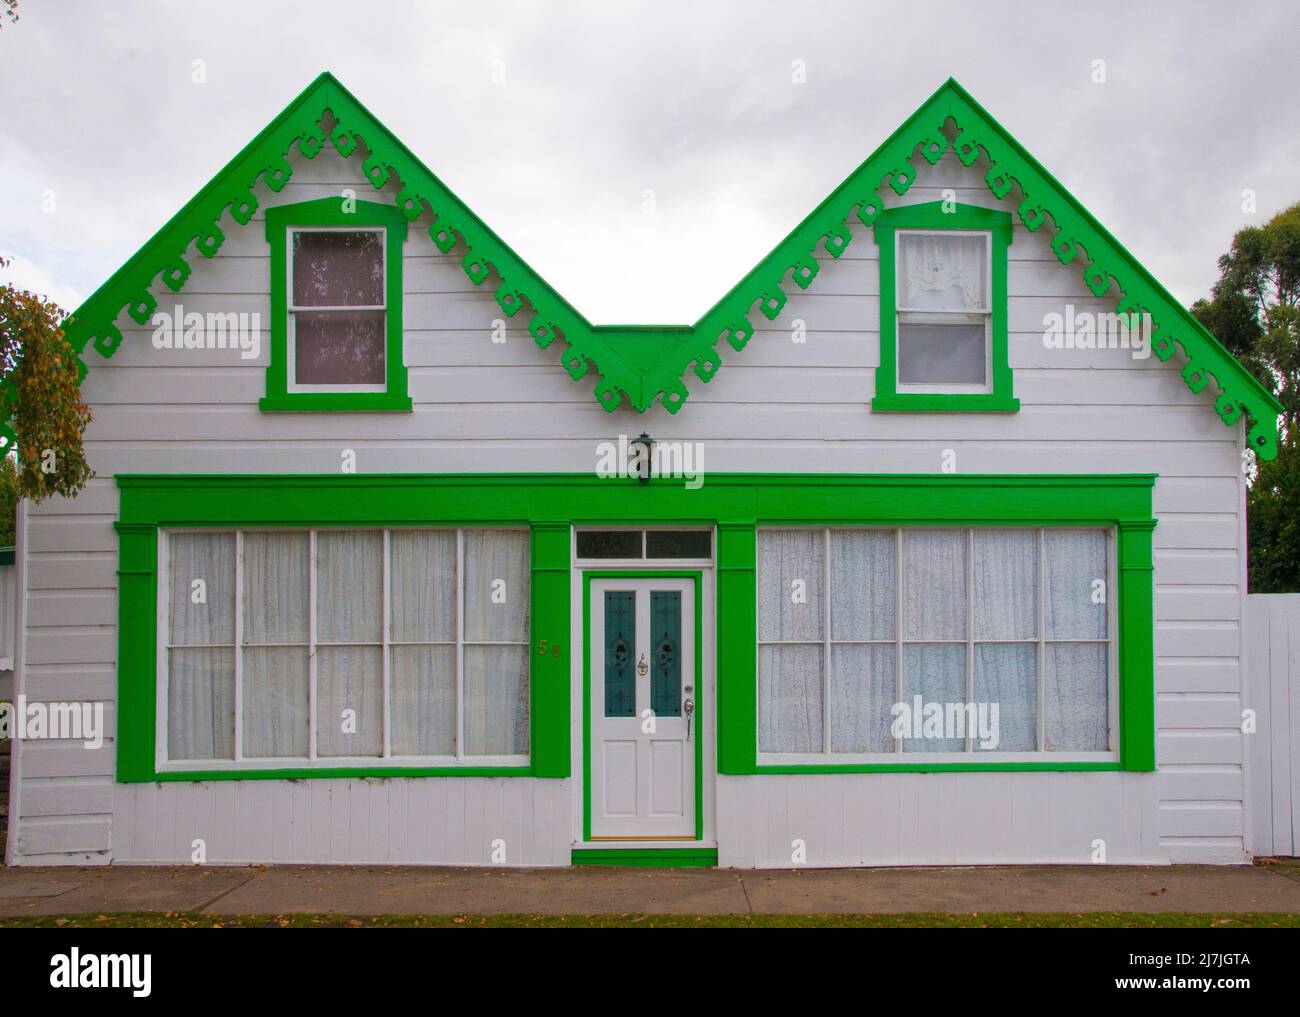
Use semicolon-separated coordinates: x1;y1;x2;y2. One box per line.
637;654;648;677
683;697;695;740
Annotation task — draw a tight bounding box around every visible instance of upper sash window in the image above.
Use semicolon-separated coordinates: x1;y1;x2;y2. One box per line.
871;201;1018;413
261;198;412;412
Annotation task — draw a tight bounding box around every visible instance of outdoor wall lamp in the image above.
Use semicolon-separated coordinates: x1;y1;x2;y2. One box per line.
630;432;654;483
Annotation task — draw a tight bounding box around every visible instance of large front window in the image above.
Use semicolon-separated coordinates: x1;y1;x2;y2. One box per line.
160;527;529;769
757;527;1115;761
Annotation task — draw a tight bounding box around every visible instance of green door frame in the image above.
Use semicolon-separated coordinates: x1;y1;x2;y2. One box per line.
581;569;706;845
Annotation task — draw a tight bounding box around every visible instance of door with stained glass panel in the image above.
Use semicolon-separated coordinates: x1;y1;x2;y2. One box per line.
589;578;696;840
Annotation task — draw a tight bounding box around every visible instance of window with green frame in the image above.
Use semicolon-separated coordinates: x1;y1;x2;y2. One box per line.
260;197;412;412
871;201;1019;412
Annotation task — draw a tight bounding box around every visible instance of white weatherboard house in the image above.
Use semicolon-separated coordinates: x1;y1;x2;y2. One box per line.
2;73;1281;868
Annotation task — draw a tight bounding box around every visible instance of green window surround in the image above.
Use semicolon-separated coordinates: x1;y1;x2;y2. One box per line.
260;197;412;412
115;472;1155;783
871;201;1018;413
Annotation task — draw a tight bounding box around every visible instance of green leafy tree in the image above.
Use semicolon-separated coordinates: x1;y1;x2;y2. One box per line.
0;256;94;529
1192;203;1300;592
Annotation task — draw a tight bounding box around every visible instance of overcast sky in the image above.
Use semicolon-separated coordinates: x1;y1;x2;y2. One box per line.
2;0;1298;323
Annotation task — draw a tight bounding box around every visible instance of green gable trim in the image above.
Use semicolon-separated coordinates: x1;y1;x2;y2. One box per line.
871;201;1018;413
115;472;1157;782
261;198;412;412
29;73;1278;460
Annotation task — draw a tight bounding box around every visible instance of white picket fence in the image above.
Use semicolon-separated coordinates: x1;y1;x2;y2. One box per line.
1248;593;1300;857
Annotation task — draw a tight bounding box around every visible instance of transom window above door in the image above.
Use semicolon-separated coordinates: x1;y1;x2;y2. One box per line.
261;198;413;412
575;528;713;560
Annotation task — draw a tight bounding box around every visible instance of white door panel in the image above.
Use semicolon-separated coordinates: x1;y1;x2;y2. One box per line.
590;578;696;839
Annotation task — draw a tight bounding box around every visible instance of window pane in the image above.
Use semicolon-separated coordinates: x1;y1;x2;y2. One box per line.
316;646;383;757
292;230;384;307
901;643;966;752
463;644;529;755
1044;530;1108;639
758;530;823;641
242;647;309;757
576;530;642;558
463;530;529;642
293;309;386;385
167;647;234;760
902;531;966;640
645;530;711;559
170;532;235;645
898;233;987;310
1045;643;1108;751
389;530;456;643
758;644;823;754
897;322;986;386
973;643;1036;751
650;591;682;718
830;644;895;753
242;531;309;644
830;530;895;641
317;531;382;643
973;530;1037;640
390;645;456;756
603;591;635;718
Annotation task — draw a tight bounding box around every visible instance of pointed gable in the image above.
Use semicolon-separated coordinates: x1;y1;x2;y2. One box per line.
20;72;1281;459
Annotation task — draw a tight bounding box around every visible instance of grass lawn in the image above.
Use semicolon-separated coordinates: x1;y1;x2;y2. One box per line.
2;912;1297;928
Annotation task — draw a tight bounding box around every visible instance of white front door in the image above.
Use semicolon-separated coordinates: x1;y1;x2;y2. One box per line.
589;577;696;840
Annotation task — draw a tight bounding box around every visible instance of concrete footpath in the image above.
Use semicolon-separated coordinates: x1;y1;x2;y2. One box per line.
2;862;1300;917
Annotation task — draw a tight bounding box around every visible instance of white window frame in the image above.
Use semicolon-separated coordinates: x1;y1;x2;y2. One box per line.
894;229;994;396
156;525;530;772
755;525;1119;766
286;225;389;395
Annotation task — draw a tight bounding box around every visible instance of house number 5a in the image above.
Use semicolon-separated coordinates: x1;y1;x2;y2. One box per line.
537;639;563;659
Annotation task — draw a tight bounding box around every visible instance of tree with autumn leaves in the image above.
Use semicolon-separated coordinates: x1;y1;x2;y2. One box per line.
0;255;94;544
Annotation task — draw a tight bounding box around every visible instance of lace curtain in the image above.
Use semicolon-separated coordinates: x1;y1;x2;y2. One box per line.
898;233;988;311
757;528;1108;756
166;527;530;762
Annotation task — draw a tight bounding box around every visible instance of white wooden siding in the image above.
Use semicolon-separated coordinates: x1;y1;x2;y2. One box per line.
1247;593;1300;856
7;139;1250;866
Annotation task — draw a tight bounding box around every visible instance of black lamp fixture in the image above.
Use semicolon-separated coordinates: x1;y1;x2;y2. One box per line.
630;432;654;484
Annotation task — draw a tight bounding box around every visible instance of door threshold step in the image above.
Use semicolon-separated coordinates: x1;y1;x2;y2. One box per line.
570;847;718;868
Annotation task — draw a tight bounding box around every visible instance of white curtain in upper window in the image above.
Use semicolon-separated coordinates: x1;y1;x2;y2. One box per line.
1045;530;1108;639
972;530;1037;640
390;530;456;643
902;530;966;640
758;530;823;641
829;530;894;641
898;233;988;311
463;530;529;642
